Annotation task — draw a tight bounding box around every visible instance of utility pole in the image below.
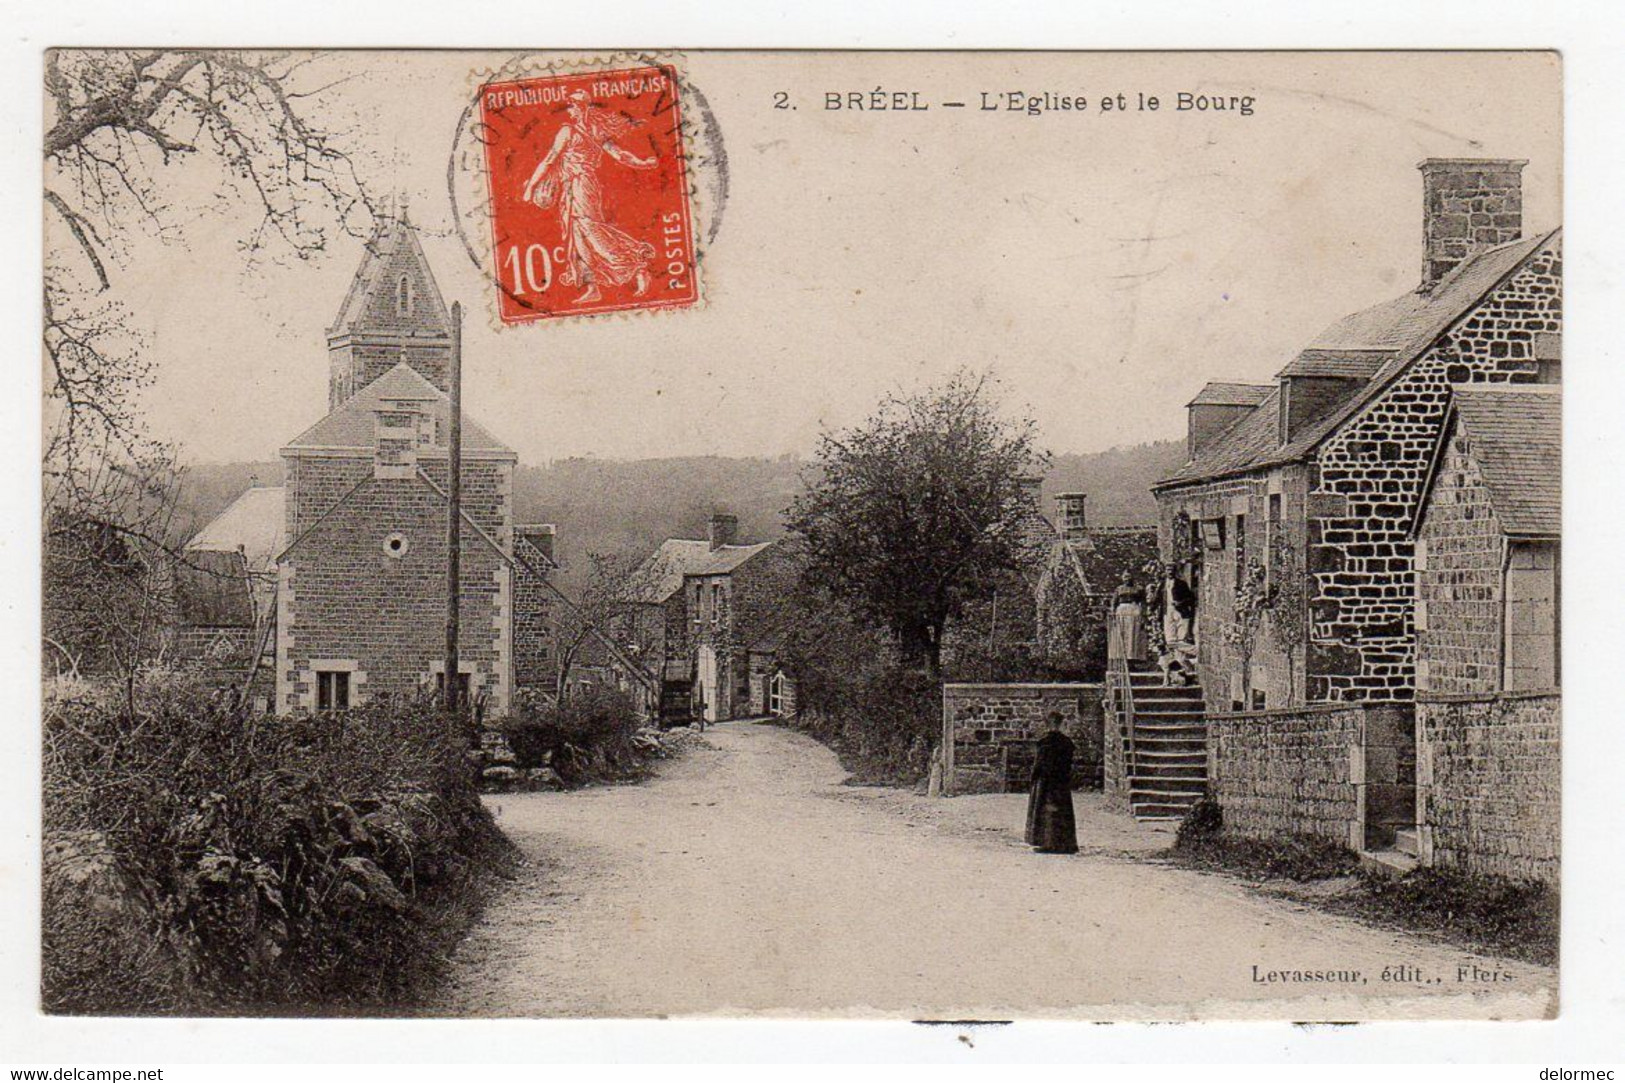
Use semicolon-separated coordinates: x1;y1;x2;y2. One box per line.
444;300;463;712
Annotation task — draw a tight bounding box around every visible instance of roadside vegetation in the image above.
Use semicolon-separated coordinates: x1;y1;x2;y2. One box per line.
43;670;513;1015
1166;799;1557;967
490;686;701;790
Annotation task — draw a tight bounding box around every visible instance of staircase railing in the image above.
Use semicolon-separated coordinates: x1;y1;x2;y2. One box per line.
1106;652;1138;793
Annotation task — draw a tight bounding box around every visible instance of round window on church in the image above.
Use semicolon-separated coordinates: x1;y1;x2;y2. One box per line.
383;532;410;558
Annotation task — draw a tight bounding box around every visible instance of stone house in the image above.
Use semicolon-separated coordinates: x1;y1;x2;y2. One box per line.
188;215;562;714
680;514;799;722
1413;385;1560;695
1153;158;1560;713
627;522;733;721
1031;492;1158;677
1405;384;1560;883
1143;159;1562;877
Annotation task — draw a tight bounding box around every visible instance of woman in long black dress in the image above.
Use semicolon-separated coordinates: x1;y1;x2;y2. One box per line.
1025;712;1079;854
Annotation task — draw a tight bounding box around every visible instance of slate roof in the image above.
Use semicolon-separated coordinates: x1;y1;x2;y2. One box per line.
283;362;512;455
186;486;286;571
632;538;718;603
1188;382;1273;407
1428;386;1561;538
329;213;452;338
1277;349;1391;380
691;541;776;576
173;550;255;627
1157;229;1561;490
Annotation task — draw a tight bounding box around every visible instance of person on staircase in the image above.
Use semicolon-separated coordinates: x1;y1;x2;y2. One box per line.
1025;712;1079;855
1159;567;1198;686
1106;571;1149;670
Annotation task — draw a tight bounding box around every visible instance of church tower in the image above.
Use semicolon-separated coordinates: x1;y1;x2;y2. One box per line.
325;211;454;410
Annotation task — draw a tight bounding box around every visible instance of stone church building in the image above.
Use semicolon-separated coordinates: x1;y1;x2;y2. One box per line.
188;215;561;714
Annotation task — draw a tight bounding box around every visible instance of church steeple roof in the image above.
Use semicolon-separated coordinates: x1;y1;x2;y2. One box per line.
328;209;452;341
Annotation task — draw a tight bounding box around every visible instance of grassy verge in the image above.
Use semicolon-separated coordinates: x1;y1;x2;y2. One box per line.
1164;799;1557;968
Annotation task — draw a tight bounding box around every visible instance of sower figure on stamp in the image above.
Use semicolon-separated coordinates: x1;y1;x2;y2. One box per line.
1025;712;1078;854
521;89;659;304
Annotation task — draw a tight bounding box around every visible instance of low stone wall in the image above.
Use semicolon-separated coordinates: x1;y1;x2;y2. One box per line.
1417;691;1560;885
1208;704;1364;847
941;683;1104;796
1208;702;1414;850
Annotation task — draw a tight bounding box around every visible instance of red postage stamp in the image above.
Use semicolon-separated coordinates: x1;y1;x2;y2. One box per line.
478;65;699;323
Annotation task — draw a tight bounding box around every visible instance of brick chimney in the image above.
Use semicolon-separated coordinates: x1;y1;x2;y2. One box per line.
1418;158;1526;290
708;512;739;551
1055;493;1088;543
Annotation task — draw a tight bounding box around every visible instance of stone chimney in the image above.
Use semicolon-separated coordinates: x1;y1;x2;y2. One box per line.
517;523;556;565
1017;475;1044;513
373;403;430;480
1418;158;1526;290
1055;493;1088;543
708;512;739;551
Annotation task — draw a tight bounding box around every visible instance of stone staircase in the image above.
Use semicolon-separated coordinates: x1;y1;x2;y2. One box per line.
1122;670;1209;822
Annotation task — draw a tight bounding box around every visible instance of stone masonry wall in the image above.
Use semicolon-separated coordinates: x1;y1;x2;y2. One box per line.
1208;704;1365;847
1416;431;1506;694
511;534;556;694
942;683;1104;795
1209;701;1415;849
279;454;512;712
1158;464;1311;714
1416;691;1559;885
1308;244;1561;702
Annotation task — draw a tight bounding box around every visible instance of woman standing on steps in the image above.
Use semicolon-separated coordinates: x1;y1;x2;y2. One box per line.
1025;712;1079;855
1107;571;1149;668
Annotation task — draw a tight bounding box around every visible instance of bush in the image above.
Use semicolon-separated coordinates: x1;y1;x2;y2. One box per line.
497;685;644;784
1175;798;1223;846
42;668;513;1015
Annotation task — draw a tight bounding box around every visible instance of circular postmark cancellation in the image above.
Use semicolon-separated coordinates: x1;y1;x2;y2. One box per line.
447;53;726;326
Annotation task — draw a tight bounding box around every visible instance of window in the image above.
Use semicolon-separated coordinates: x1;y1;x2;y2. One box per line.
693;584;703;626
397;275;411;315
711;583;722;623
383;531;410;558
769;672;785;715
435;672;472;701
1199;518;1225;550
316;670;350;714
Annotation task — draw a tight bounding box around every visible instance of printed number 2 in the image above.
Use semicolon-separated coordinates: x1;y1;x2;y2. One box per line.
772;91;790;109
503;243;552;295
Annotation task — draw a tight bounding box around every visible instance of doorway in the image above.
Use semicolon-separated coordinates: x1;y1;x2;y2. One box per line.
697;644;720;723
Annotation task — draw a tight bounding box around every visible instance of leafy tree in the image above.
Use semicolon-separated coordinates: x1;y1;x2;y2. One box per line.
786;370;1049;681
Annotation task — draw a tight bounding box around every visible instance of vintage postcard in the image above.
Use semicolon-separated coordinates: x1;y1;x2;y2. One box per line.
39;49;1561;1022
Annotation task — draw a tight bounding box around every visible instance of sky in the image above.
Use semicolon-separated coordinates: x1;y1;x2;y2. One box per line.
66;50;1561;466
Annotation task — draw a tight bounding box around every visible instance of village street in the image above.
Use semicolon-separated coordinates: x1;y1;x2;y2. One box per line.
440;723;1555;1020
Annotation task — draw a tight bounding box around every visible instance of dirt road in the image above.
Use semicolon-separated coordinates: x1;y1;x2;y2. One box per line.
441;722;1554;1019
